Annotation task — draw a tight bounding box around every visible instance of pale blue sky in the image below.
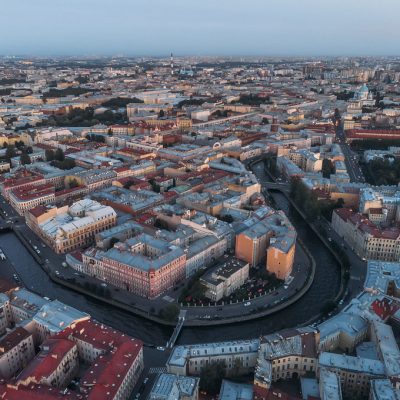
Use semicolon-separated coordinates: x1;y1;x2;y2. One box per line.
1;0;399;56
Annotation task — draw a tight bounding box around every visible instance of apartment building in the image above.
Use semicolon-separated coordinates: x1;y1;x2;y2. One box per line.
26;199;117;254
0;328;35;379
81;233;186;298
235;208;296;279
254;328;319;397
17;338;79;388
59;319;144;400
318;353;385;399
200;257;249;302
9;183;55;215
166;339;259;377
332;208;400;262
149;374;199;400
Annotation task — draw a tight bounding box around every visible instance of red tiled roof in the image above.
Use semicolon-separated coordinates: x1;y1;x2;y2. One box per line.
0;383;82;399
346;129;400;139
55;185;86;198
371;298;399;321
113;166;130;173
10;183;54;201
17;338;76;384
55;320;142;400
0;328;31;355
334;208;400;239
28;205;48;218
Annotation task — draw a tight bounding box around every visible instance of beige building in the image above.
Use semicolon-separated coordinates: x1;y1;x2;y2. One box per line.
332;208;400;262
17;338;79;388
0;328;35;379
26;199;117;254
149;374;199;400
166;339;259;377
200;257;249;302
318;352;385;399
254;328;319;397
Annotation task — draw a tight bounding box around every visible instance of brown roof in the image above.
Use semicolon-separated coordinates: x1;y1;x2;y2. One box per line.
0;328;31;355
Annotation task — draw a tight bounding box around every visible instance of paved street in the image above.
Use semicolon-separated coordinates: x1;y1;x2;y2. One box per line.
336;130;366;183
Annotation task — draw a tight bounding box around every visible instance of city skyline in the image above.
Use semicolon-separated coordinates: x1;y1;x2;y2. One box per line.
1;0;400;57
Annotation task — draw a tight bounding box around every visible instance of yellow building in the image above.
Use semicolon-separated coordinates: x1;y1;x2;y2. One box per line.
235;207;296;279
266;240;296;280
0;133;31;147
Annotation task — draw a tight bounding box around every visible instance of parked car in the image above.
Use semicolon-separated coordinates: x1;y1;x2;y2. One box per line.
244;301;251;307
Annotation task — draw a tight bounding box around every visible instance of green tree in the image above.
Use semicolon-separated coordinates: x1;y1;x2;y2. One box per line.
45;149;55;162
20;153;31;165
5;145;16;161
199;361;226;394
322;159;334;179
68;178;79;188
158;109;165;118
158;304;179;322
15;140;25;149
54;148;65;162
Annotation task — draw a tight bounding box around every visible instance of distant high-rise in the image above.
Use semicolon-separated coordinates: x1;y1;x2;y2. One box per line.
170;52;174;75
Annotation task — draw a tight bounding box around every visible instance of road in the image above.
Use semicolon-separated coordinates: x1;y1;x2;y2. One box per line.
336;129;366;183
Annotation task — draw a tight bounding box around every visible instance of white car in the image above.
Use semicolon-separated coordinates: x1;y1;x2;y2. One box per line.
244;301;251;307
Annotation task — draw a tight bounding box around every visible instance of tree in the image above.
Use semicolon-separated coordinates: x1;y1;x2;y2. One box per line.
322;159;334;179
158;304;179;322
15;140;25;149
20;153;31;165
199;361;226;394
45;149;55;162
68;178;79;188
25;146;33;154
219;214;234;223
51;158;76;170
54;148;65;162
5;145;16;161
158;109;165;118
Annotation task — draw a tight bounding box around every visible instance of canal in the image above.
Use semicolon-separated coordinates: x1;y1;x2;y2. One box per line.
0;161;341;345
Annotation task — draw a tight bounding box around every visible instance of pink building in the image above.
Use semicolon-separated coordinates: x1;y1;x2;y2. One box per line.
82;233;186;298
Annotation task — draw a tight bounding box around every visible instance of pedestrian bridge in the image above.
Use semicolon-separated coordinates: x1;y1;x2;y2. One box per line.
167;310;186;349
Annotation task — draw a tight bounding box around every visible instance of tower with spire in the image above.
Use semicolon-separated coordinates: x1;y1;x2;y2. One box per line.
170;52;174;76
